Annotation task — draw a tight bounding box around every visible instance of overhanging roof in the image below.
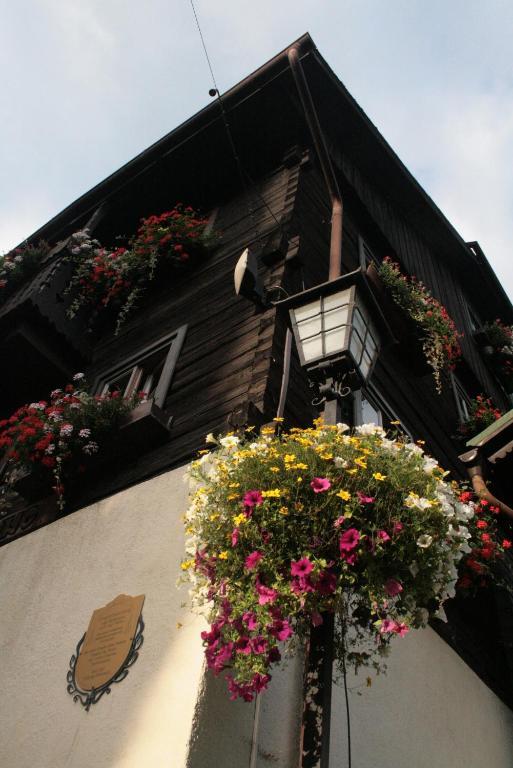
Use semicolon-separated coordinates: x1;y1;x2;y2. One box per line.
19;32;513;323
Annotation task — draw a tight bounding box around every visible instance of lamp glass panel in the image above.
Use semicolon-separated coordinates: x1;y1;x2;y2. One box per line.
292;298;323;363
323;288;352;357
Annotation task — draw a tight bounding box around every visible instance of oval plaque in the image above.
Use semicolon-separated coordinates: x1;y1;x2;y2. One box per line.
67;594;145;710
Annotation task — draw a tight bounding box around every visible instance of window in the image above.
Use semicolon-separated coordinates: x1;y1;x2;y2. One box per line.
353;384;413;439
358;236;380;269
466;302;482;334
95;325;187;410
450;373;472;423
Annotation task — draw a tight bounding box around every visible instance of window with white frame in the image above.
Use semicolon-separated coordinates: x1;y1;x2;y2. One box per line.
450;373;473;423
95;325;187;409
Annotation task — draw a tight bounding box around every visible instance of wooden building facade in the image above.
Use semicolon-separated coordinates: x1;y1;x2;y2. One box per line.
1;34;513;768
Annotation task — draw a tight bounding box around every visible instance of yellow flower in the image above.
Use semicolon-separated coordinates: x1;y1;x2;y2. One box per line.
218;551;229;560
390;420;401;426
284;454;296;463
278;506;289;516
297;477;303;483
336;490;351;501
261;426;275;435
210;513;220;521
346;468;358;475
227;493;239;501
228;482;240;488
181;559;194;570
270;466;280;473
261;489;282;498
373;472;387;481
320;453;333;460
197;449;210;455
354;457;368;468
293;462;308;470
295;502;304;511
273;416;284;422
233;513;247;526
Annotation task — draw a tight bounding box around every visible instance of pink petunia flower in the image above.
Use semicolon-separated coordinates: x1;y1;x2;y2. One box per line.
339;528;360;552
270;619;293;641
256;579;278;605
334;516;345;528
235;637;252;654
243;611;258;630
231;528;239;546
380;619;397;634
251;636;268;654
245;551;263;570
357;491;375;504
384;578;403;597
392;522;404;534
377;530;391;542
315;570;337;595
291;557;314;577
395;622;409;637
243;490;263;507
311;611;323;627
310;477;331;493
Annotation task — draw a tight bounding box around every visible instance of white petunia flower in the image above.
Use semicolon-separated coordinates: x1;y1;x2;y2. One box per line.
205;433;216;444
417;534;433;548
333;456;348;468
79;428;91;439
72;372;85;381
219;435;239;449
355;423;385;436
336;423;350;433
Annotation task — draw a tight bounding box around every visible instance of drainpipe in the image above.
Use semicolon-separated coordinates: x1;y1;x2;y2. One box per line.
287;46;343;280
467;465;513;518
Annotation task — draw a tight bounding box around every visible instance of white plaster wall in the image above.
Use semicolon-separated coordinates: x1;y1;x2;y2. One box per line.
330;626;513;768
0;466;302;768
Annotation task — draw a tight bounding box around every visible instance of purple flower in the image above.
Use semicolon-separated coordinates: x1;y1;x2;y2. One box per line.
256;578;278;605
310;477;331;493
339;528;360;553
243;490;263;507
251;636;268;654
245;551;262;570
235;637;252;654
243;611;258;630
384;578;403;597
315;570;337;595
291;557;314;577
270;619;293;641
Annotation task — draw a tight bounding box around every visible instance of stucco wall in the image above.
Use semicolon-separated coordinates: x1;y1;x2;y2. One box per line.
0;467;302;768
1;466;513;768
330;626;513;768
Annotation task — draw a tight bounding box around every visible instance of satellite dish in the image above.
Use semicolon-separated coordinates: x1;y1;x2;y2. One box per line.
234;248;267;306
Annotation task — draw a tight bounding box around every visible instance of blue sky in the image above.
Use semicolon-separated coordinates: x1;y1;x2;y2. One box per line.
2;1;512;298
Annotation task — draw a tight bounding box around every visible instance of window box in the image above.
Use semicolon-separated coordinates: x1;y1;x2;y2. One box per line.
365;262;430;376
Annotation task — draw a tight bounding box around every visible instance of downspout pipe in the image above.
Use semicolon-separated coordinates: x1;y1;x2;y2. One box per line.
288;46;343;280
467;465;513;518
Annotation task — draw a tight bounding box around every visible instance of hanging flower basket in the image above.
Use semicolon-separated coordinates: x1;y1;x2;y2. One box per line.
377;258;462;393
64;205;215;334
365;263;431;376
181;421;503;701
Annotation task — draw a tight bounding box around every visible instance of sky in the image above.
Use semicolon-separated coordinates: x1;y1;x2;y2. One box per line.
1;0;512;299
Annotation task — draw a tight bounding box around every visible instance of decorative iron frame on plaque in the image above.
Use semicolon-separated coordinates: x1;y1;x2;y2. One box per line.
66;616;144;711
